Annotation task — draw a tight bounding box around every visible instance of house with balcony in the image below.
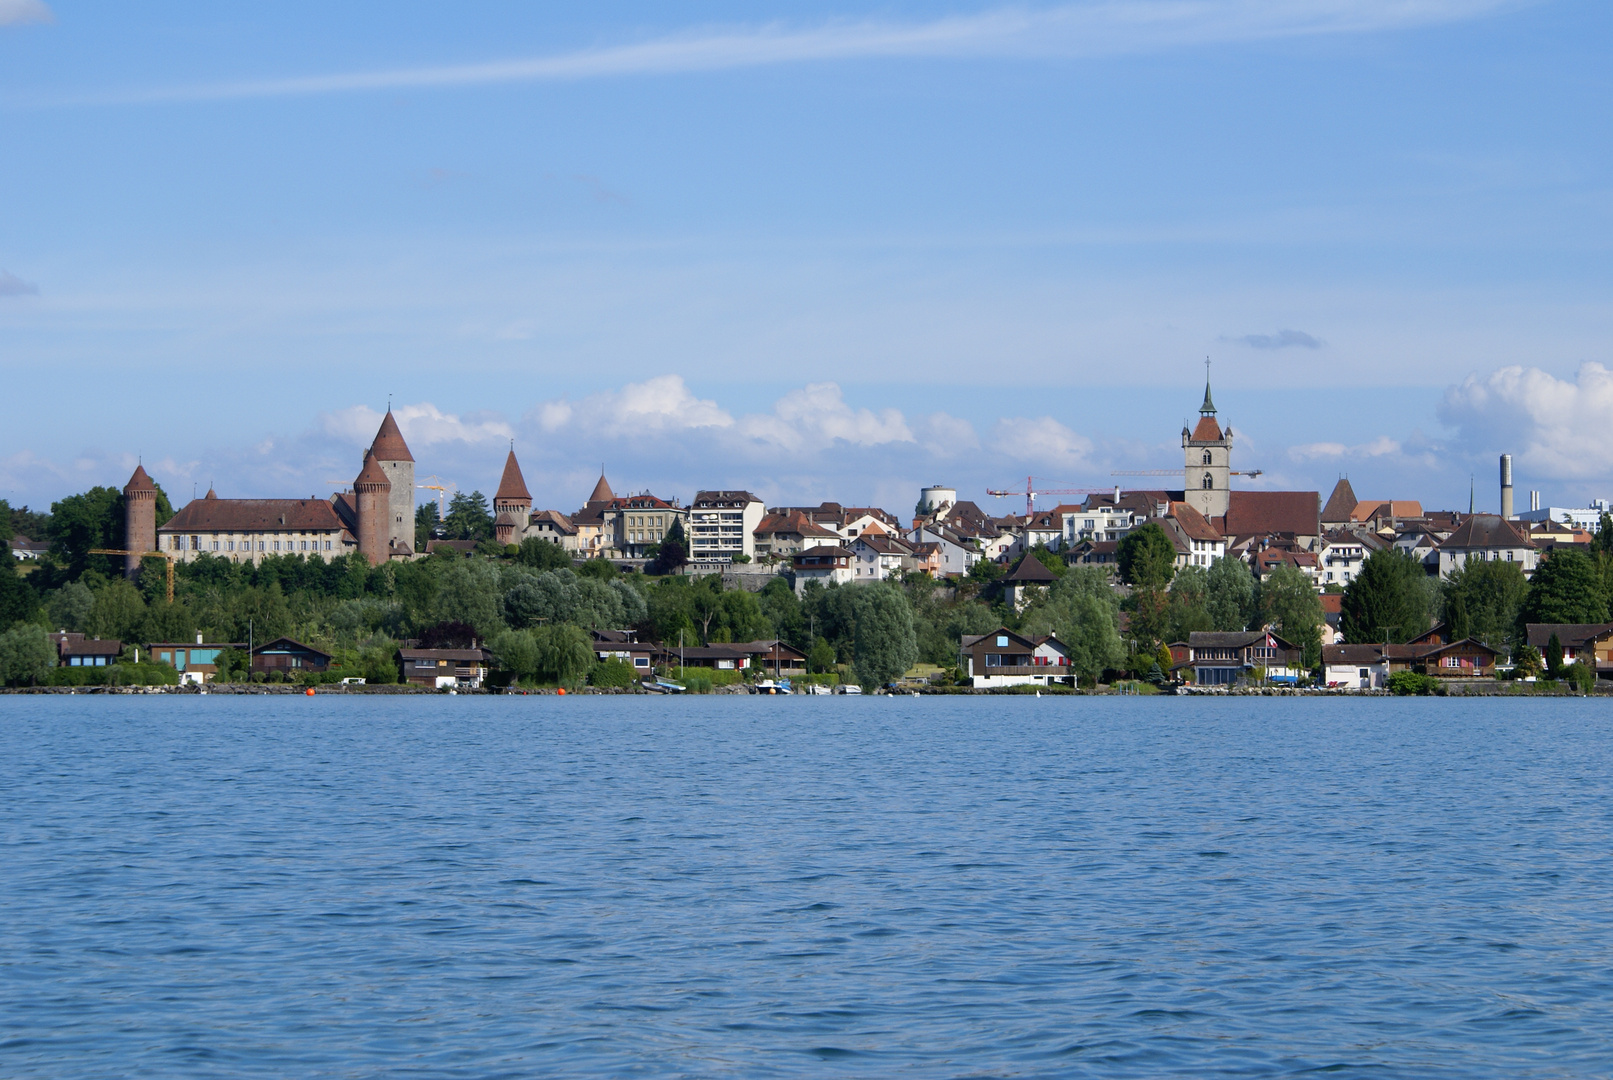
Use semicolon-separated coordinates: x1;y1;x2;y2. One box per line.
690;491;764;564
398;646;491;688
962;627;1074;688
1184;630;1305;686
792;545;854;593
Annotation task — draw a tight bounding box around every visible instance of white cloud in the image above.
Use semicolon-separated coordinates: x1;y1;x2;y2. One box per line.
918;412;982;457
56;1;1532;106
737;382;912;453
532;374;734;436
1440;362;1613;480
0;0;52;28
990;416;1096;473
320;402;514;450
1289;435;1401;461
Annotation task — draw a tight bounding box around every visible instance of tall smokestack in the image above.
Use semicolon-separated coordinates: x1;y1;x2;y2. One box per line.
1500;454;1514;519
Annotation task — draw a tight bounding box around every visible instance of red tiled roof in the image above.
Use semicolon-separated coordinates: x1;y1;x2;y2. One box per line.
1005;555;1056;582
160;498;351;534
1221;491;1320;538
356;452;390;489
495;451;531;502
124;464;156;494
1168;502;1222;542
587;473;614;504
1191;416;1223;442
369;411;414;463
1439;514;1534;551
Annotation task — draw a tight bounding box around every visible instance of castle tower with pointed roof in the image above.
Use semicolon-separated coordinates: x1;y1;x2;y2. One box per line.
493;448;533;547
1182;363;1232;520
354;450;392;566
122;464;158;578
367;410;415;555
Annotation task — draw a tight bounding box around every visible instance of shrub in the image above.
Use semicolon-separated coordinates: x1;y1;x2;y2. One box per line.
589;659;637;688
1387;671;1438;696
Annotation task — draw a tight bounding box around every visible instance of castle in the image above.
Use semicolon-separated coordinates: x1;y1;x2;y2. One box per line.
122;412;416;572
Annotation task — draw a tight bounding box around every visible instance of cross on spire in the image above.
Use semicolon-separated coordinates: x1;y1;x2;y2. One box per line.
1200;357;1217;416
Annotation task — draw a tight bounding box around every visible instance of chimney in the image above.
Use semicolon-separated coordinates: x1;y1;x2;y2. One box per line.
1500;454;1514;519
1113;485;1121;502
196;632;203;645
1531;490;1541;513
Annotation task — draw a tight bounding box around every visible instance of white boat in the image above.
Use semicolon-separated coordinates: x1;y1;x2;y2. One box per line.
838;684;863;695
754;679;793;695
804;683;832;695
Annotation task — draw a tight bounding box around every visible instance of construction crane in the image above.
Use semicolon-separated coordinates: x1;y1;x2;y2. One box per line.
88;549;176;603
416;475;458;518
985;476;1119;517
1109;469;1264;477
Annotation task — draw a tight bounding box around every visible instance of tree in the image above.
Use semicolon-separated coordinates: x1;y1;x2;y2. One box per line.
648;520;689;576
0;624;54;687
1544;631;1565;679
1165;564;1214;642
808;637;837;674
967;558;1003;583
1513;644;1543;679
0;555;38;632
419;621;478;648
1340;549;1434;644
577;557;619;580
1441;559;1528;648
1205;556;1259;631
1519;549;1607;631
46;581;95;633
1261;564;1324;668
1020;566;1125;683
852;582;919;688
515;537;572;572
434;559;504;634
443;491;494;542
415;502;441;553
1116;523;1176;589
85;579;148;641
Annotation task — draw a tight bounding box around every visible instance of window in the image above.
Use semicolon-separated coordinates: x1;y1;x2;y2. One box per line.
226;541;234;551
1202;474;1213;490
273;541;281;551
1202;450;1212;465
212;541;220;551
258;541;265;552
986;654;1001;667
996;635;1009;647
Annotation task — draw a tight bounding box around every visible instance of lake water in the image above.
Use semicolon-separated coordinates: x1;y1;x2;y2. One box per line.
1;696;1610;1078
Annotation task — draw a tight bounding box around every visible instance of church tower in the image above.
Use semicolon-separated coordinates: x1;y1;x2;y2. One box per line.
367;410;415;555
1182;364;1232;521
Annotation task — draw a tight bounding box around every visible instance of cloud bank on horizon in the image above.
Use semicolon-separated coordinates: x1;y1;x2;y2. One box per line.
7;364;1609;521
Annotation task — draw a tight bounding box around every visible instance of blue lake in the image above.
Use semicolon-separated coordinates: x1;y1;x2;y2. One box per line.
1;695;1610;1078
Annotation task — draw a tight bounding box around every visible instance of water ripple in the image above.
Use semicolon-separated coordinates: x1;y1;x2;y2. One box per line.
1;695;1610;1077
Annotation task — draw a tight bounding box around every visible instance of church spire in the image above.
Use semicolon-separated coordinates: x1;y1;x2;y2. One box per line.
1200;357;1216;416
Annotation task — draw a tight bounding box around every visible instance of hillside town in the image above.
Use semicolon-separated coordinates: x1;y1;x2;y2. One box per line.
3;373;1612;694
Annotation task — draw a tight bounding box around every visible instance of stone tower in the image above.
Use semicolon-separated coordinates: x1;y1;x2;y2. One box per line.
367;410;416;554
493;448;532;547
1182;369;1232;521
354;450;393;566
122;464;158;579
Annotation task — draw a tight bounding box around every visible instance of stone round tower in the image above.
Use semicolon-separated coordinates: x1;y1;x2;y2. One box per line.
493;448;533;547
354;450;393;566
122;464;158;578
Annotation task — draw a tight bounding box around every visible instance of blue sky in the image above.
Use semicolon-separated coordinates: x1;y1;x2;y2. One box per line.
2;0;1610;520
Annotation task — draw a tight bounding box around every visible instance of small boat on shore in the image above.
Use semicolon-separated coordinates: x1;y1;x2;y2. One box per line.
754;679;793;695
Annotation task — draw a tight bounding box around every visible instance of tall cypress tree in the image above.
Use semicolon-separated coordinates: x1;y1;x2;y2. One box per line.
1340;549;1433;644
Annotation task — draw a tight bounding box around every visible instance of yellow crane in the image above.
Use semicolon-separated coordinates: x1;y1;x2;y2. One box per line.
416;476;457;518
88;549;176;603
